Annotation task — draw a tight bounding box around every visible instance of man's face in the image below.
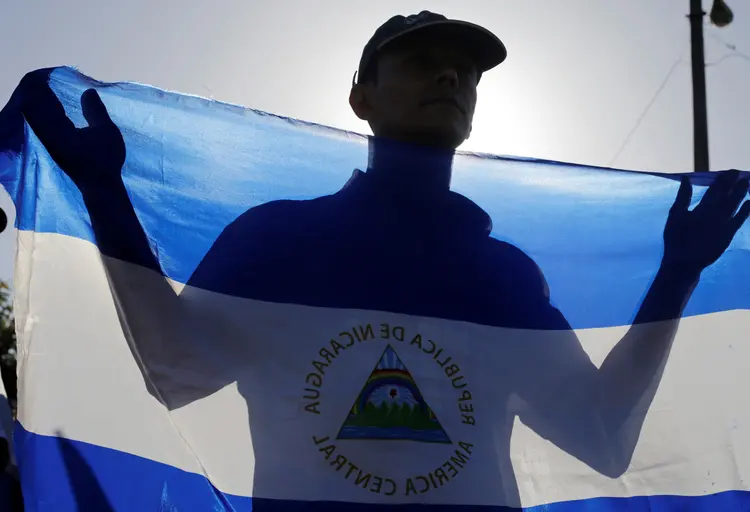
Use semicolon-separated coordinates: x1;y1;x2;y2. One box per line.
351;36;479;150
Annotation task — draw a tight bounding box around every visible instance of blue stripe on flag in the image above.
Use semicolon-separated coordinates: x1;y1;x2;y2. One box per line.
1;67;749;332
14;424;750;511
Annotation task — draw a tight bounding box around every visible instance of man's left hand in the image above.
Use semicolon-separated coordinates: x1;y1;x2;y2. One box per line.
663;169;749;276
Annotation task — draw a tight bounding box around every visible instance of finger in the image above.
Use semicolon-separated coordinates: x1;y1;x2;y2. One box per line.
725;178;750;215
19;69;78;158
728;200;750;235
698;169;740;210
671;176;692;213
81;89;115;128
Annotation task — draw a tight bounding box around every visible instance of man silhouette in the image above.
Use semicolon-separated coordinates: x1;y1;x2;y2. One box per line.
20;10;750;508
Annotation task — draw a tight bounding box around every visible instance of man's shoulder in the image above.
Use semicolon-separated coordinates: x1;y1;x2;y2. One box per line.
191;194;344;287
483;238;550;297
485;238;542;271
228;193;344;236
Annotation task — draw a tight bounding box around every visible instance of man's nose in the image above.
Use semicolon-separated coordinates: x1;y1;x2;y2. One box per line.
435;67;459;89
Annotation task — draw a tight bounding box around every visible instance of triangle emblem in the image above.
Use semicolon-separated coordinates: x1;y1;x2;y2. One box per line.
337;345;451;444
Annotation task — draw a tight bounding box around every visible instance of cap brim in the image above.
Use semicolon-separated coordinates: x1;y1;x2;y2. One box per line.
376;20;507;73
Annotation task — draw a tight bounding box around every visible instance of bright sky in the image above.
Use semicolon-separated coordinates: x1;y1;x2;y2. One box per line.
1;0;749;281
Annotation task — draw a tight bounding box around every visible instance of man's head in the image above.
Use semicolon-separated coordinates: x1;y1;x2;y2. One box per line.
350;11;506;150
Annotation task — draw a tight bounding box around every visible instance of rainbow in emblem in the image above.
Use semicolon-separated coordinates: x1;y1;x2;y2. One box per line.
337;345;451;444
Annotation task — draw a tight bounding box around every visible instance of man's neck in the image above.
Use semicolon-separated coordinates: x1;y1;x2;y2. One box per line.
365;136;455;194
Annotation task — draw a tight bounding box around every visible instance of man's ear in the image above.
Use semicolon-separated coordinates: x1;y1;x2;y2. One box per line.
349;84;373;121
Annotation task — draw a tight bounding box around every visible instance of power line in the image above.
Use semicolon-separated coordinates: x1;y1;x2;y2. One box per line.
607;23;747;168
706;52;750;67
608;54;687;168
704;28;750;65
705;26;737;51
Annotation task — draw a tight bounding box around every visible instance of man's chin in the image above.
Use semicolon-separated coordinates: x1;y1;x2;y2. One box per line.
377;124;468;150
411;125;467;150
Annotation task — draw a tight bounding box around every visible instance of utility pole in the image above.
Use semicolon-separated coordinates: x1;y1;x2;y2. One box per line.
689;0;734;172
689;0;709;172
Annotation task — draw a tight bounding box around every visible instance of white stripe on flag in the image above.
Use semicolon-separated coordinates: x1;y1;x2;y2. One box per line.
15;231;750;508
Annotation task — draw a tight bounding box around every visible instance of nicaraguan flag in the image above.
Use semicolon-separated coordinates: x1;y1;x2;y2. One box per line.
1;67;749;511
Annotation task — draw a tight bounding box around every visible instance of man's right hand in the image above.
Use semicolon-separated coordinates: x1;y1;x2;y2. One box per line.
20;69;161;271
20;69;125;192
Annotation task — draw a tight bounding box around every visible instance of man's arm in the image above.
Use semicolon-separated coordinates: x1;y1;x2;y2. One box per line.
21;71;238;409
513;172;749;477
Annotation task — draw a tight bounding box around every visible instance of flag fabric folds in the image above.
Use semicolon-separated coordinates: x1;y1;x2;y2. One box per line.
0;67;749;511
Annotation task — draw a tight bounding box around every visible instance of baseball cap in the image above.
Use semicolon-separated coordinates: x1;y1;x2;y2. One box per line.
354;11;507;85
